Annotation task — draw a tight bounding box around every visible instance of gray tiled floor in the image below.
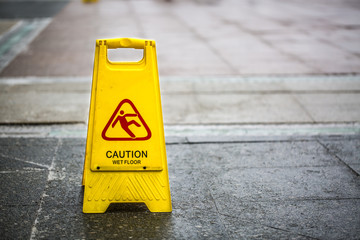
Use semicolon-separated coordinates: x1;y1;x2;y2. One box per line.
1;0;360;77
1;136;359;239
1;75;359;124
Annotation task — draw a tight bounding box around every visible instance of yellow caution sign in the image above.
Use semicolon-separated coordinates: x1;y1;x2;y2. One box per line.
82;0;98;3
82;38;172;213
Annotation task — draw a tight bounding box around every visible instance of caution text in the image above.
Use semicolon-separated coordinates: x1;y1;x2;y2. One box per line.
106;150;148;159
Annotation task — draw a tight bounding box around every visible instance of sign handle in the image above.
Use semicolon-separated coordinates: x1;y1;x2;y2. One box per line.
98;38;154;49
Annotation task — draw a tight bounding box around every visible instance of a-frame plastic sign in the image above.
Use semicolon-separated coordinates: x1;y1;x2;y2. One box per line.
82;38;172;213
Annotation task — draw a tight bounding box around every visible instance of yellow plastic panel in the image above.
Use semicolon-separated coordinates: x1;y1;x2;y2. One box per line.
82;38;172;213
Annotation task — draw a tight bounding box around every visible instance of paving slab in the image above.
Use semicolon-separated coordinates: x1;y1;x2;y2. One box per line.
32;205;229;239
311;28;360;56
219;217;313;240
0;138;58;169
319;139;360;165
0;80;91;123
319;138;360;175
294;93;360;122
219;199;360;240
2;75;359;124
206;165;360;202
0;90;89;123
0;136;359;239
1;0;360;76
0;170;48;206
0;205;39;240
166;141;341;170
350;164;360;174
280;75;360;91
163;92;312;124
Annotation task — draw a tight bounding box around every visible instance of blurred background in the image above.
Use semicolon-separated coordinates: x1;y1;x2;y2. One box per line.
2;0;360;76
0;0;359;127
0;0;360;127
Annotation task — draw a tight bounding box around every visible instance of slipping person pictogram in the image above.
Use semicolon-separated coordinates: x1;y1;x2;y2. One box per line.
111;110;140;138
102;99;151;141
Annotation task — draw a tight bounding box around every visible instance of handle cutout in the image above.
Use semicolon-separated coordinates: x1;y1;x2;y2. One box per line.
107;48;144;63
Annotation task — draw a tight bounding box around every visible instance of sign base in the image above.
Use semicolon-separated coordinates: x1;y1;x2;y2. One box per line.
83;172;171;213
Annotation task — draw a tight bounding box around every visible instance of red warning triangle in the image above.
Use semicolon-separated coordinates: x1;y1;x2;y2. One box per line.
102;99;151;141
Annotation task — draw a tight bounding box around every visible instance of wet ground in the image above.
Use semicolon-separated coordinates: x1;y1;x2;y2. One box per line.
0;0;359;239
1;135;359;239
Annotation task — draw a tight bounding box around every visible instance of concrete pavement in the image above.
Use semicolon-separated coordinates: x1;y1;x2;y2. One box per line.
0;0;360;239
1;75;360;124
1;0;360;77
1;135;359;239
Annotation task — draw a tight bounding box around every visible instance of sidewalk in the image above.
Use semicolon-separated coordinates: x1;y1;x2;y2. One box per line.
1;75;360;124
1;0;360;77
0;0;359;239
1;135;359;239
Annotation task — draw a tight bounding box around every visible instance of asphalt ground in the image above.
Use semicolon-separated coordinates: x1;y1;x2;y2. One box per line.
0;0;360;239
